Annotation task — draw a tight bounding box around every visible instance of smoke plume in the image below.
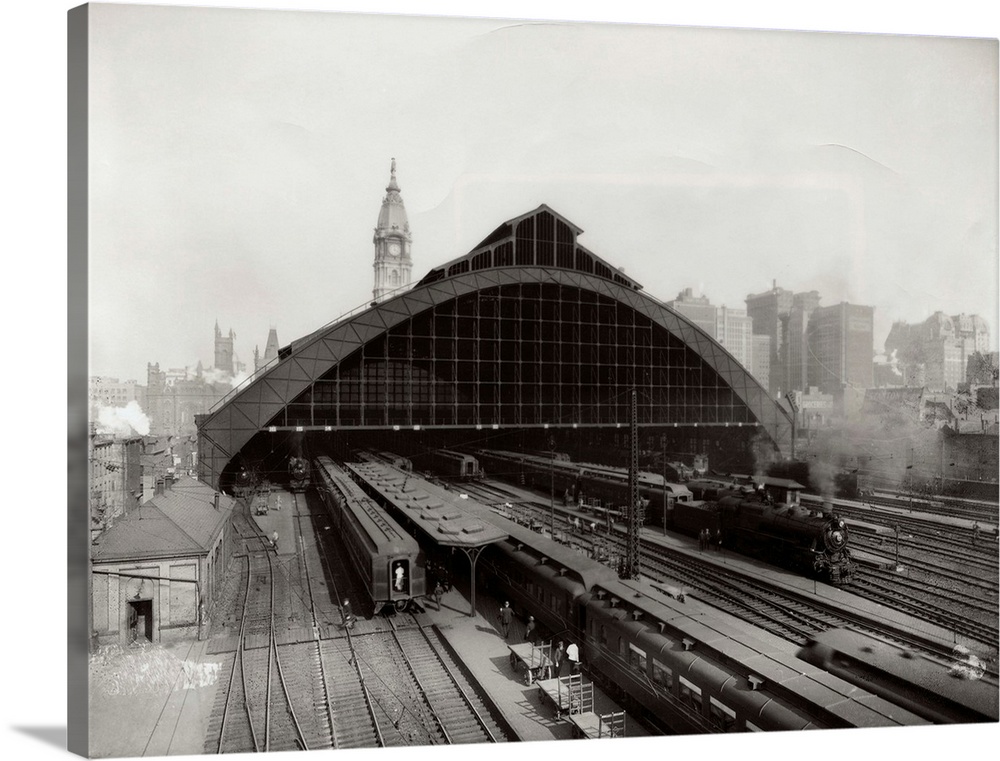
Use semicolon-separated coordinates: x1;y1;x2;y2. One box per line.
96;401;151;436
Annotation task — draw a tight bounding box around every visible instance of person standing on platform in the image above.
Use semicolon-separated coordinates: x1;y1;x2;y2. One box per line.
433;581;444;610
499;601;513;639
342;598;355;630
552;640;565;677
566;641;580;674
271;531;279;553
525;615;537;644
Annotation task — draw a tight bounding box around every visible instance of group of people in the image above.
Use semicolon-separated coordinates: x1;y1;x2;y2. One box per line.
550;639;581;677
698;527;719;551
500;601;581;676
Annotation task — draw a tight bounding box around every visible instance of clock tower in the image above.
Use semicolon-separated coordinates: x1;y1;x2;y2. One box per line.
372;158;413;303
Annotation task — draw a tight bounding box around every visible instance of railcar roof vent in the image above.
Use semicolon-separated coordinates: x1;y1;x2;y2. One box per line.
658;622;666;634
682;637;696;651
748;674;765;691
609;596;620;608
596;590;607;600
631;611;643;621
539;557;548;565
558;567;566;576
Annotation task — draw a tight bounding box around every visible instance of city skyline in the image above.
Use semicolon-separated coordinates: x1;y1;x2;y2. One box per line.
94;291;995;389
87;5;998;385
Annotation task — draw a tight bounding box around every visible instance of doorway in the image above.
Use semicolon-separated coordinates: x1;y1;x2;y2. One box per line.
127;599;154;644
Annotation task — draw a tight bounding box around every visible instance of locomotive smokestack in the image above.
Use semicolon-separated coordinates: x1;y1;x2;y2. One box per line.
822;501;833;516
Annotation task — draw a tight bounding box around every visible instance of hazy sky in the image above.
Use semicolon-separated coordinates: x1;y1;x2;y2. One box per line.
87;2;999;382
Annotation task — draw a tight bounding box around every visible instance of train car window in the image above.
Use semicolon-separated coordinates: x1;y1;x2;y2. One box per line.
652;660;673;690
709;697;738;732
628;643;647;672
679;676;703;714
599;624;608;647
390;560;410;595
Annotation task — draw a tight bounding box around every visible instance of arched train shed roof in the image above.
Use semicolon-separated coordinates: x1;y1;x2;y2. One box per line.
197;205;792;490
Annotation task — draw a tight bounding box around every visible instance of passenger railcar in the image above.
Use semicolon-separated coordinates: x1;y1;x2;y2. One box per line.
375;451;412;471
313;456;425;613
798;628;999;724
476;449;694;520
472;507;926;734
424;449;481;480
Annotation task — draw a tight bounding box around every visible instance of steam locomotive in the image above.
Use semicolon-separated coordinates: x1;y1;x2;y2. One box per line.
668;492;855;584
288;456;310;493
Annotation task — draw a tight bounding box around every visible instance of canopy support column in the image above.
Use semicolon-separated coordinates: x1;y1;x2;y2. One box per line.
456;546;484;618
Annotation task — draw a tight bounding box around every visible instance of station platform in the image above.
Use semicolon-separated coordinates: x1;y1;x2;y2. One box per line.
415;581;653;742
248;488;300;556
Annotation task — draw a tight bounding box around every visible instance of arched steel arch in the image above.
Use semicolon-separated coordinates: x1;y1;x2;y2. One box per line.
197;266;792;490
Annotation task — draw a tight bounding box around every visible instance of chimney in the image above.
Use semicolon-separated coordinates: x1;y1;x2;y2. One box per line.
155;478;165;496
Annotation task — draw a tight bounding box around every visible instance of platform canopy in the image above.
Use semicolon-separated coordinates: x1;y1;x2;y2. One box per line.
198;205;792;490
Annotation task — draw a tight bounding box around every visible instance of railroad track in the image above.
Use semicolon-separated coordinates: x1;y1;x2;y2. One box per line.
390;617;502;744
851;571;998;649
299;490;386;749
320;637;384;748
212;512;310;754
861;492;998;524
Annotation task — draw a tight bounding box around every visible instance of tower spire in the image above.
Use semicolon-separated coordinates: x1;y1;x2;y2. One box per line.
386;157;399;192
372;158;413;303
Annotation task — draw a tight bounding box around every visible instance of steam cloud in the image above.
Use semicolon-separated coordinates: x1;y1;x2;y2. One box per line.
96;401;151;437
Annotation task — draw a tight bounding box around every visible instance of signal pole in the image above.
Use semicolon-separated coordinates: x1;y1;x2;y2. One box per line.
661;433;667;536
549;435;555;540
624;389;642;579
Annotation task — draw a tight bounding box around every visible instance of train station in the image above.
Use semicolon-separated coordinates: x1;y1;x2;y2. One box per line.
86;162;998;756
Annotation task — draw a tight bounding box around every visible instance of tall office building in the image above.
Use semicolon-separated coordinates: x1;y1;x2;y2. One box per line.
807;302;874;396
785;291;822;395
716;305;754;368
751;334;772;392
666;287;717;338
745;282;794;397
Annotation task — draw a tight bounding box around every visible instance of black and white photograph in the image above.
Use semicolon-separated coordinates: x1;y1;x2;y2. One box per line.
7;2;1000;760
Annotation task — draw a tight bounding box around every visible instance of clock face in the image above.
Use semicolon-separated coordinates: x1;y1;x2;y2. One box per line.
388;241;401;256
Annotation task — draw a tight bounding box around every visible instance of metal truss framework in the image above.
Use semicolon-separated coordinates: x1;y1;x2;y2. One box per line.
198;208;792;490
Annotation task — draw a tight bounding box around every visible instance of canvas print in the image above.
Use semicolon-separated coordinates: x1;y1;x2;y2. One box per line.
69;3;999;758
